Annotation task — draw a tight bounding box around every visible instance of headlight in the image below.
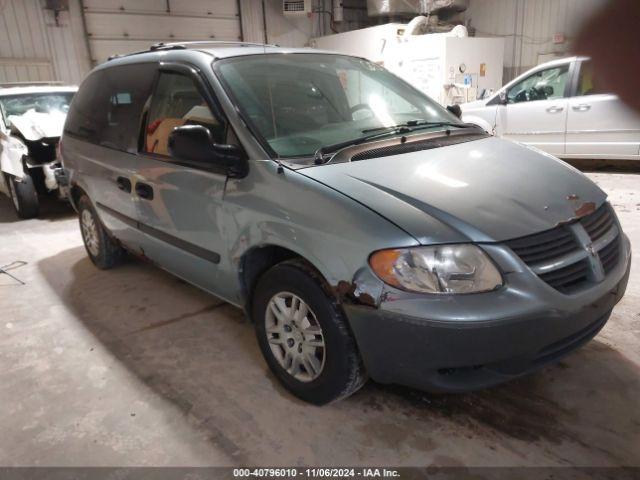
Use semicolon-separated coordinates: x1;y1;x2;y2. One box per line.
369;244;503;294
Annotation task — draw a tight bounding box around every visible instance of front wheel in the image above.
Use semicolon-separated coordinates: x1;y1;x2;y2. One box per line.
253;260;366;404
7;173;39;219
78;195;125;269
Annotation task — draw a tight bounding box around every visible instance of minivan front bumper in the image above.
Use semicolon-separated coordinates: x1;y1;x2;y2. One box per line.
344;234;631;393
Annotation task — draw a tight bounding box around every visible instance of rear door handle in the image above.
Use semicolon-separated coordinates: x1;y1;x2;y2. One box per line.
135;182;154;200
546;106;564;113
116;176;131;193
572;104;592;112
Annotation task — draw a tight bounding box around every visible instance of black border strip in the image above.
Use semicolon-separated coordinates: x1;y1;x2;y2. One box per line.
96;202;220;264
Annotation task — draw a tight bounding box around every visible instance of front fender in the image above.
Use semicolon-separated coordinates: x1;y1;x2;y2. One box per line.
222;160;418;305
461;114;494;135
0;132;28;179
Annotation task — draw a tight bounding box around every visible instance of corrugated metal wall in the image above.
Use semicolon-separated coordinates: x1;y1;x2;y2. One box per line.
240;0;330;47
465;0;606;81
0;0;91;85
1;0;607;86
81;0;242;65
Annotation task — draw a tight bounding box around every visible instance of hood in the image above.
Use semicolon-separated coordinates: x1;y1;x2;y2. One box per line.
299;137;606;244
8;109;67;141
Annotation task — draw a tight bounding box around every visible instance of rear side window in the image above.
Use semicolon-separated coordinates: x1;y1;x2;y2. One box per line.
65;63;156;152
144;72;226;156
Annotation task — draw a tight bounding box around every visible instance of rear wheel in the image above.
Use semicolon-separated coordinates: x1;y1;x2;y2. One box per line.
78;195;125;269
253;260;366;404
7;173;39;219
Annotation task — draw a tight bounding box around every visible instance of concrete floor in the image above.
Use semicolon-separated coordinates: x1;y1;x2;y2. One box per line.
0;172;638;467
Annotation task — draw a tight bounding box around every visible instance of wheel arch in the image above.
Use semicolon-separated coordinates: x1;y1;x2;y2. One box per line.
69;182;89;212
239;244;334;321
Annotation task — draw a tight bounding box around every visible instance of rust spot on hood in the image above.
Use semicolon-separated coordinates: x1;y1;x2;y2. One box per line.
554;195;597;226
573;201;596;218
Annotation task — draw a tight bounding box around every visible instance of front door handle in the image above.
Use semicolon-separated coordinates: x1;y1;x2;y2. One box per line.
546;105;564;113
572;104;592;112
116;176;131;193
135;182;154;200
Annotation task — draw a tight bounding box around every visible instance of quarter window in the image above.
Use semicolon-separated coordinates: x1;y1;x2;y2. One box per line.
507;65;569;104
576;61;603;96
144;72;225;156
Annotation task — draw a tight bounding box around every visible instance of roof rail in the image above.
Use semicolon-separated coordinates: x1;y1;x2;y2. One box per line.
0;81;64;88
149;41;279;50
107;40;279;61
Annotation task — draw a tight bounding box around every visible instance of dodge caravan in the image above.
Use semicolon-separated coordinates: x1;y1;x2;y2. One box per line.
61;42;630;404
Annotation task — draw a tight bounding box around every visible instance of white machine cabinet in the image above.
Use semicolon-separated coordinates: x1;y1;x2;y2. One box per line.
312;25;504;106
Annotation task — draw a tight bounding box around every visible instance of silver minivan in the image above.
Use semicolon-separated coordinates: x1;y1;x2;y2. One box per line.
61;42;631;404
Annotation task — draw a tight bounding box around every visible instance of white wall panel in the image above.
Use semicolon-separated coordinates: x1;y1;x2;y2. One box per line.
81;0;241;65
0;0;91;85
466;0;606;81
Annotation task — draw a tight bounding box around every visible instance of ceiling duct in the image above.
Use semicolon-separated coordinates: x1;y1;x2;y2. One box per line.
367;0;468;17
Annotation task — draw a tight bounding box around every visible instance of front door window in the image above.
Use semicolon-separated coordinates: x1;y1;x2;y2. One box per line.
507;65;569;104
144;72;225;157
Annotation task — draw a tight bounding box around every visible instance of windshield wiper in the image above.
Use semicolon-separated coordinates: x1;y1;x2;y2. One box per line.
313;127;413;165
361;120;475;134
313;120;479;164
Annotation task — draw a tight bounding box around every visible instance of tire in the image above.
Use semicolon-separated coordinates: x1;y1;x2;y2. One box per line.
253;259;366;405
7;173;39;219
77;195;125;269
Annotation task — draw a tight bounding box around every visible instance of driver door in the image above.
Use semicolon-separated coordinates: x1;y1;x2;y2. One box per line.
501;63;572;155
134;64;233;300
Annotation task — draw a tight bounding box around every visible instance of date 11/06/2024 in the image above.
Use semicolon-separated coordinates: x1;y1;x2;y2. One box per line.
233;468;401;478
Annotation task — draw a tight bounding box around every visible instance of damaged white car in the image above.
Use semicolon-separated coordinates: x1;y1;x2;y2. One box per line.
0;84;77;218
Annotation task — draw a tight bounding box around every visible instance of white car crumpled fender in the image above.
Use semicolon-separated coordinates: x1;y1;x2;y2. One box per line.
8;109;66;141
0;129;28;181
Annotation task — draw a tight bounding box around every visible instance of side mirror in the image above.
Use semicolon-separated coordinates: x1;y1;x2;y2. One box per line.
446;104;462;119
499;91;508;105
168;124;243;172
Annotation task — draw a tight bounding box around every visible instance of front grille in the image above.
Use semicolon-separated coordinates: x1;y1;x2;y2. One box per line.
600;236;621;275
505;202;620;294
580;203;615;242
538;260;590;294
505;226;577;265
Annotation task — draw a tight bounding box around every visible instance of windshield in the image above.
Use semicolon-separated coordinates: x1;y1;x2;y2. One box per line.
215;54;461;158
0;92;74;126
